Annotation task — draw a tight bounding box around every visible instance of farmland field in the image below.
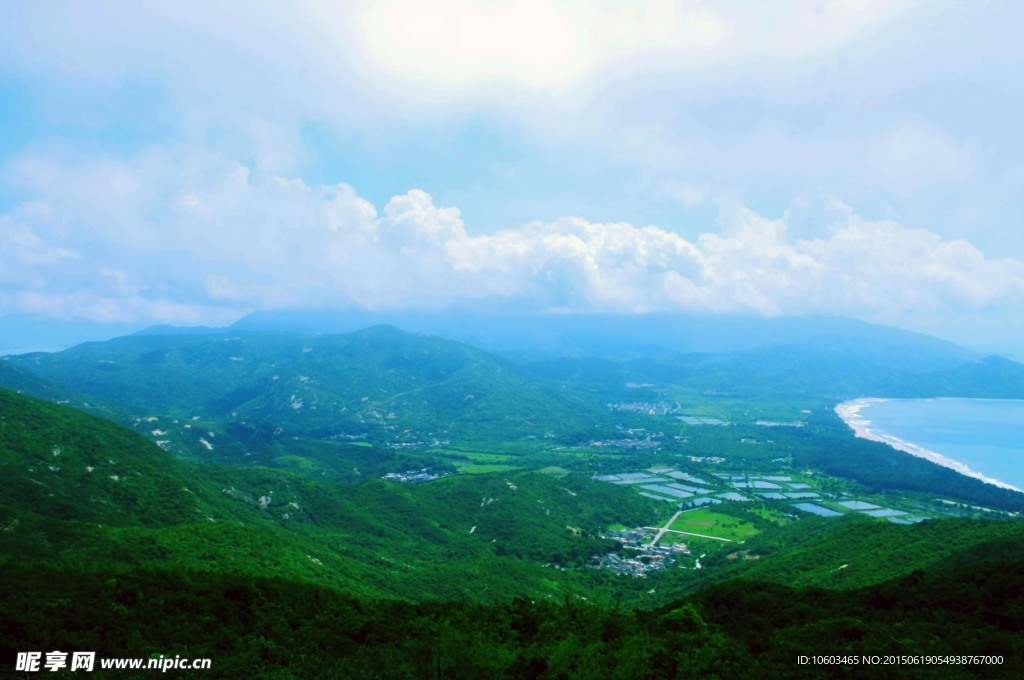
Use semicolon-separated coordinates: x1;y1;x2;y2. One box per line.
670;508;760;541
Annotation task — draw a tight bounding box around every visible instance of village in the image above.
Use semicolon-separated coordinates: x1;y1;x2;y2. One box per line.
381;468;451;483
594;526;697;577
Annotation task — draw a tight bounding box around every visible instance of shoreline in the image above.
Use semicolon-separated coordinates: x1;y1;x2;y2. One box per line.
834;398;1023;493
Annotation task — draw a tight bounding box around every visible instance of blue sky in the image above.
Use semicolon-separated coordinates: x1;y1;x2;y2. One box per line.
2;1;1024;356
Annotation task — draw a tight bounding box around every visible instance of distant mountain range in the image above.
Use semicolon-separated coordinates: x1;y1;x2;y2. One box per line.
3;311;1013;391
5;315;1024;425
231;310;1023;399
230;309;982;362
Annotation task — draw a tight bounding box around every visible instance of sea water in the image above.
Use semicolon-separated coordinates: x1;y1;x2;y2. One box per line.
842;398;1024;492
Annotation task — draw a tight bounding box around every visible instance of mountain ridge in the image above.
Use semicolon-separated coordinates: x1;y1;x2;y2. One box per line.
229;309;985;362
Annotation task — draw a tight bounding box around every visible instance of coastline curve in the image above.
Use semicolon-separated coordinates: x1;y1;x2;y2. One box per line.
834;398;1023;493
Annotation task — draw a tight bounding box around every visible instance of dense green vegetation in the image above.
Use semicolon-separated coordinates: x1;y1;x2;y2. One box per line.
0;388;661;603
6;385;1024;675
4;318;1024;676
4;326;603;445
698;515;1024;591
5;324;1024;513
2;558;1021;678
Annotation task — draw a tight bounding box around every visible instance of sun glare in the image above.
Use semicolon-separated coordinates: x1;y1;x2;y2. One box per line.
353;0;730;89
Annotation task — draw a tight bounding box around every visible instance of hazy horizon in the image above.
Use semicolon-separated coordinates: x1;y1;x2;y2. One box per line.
2;309;1023;365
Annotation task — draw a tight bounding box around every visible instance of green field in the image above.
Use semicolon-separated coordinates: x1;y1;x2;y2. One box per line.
670;509;760;541
443;450;516;463
453;463;523;475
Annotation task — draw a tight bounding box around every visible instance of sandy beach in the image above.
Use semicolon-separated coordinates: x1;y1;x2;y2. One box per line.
834;398;1023;493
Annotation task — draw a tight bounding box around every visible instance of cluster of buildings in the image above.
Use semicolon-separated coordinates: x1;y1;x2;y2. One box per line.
607;401;677;415
593;528;692;577
589;428;665;450
381;468;449;483
588;436;660;450
385;438;450;451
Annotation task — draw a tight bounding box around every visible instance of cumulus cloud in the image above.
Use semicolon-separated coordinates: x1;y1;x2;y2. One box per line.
447;217;707;310
4;148;1024;329
381;189;466;249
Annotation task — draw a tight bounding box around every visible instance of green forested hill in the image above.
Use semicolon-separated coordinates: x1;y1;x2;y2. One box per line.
700;515;1024;590
3;326;603;445
7;322;1024;514
0;387;229;527
6;385;1022;604
0;388;654;602
3;388;1024;675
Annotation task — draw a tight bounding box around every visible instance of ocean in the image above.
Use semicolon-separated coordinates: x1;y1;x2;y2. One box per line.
835;398;1024;492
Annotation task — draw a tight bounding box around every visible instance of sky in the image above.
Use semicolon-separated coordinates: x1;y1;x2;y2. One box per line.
2;1;1023;356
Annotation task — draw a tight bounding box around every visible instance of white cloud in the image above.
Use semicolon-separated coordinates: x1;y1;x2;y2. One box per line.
0;216;77;269
5;147;1023;329
447;217;708;310
381;189;466;248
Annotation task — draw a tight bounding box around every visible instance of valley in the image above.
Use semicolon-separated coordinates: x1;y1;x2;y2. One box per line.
2;318;1024;676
